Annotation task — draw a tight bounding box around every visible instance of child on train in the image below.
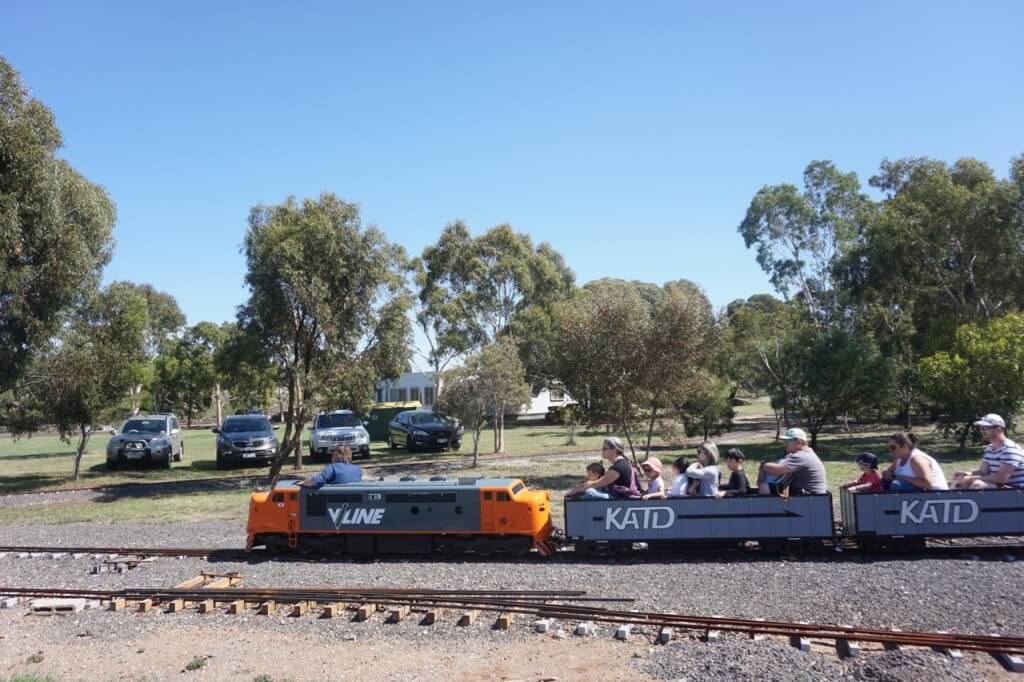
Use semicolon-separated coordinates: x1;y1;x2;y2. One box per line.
566;462;606;499
716;448;751;497
643;456;689;499
640;457;664;499
840;452;882;493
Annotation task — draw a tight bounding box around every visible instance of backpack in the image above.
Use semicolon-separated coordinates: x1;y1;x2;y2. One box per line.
608;460;642;499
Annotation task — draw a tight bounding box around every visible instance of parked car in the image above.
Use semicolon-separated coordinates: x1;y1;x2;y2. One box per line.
387;410;463;452
309;410;371;460
105;414;184;469
213;415;279;469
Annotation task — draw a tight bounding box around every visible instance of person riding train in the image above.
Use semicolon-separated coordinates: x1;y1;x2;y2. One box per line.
881;432;947;492
953;414;1024;490
566;437;640;499
299;444;362;488
758;428;827;495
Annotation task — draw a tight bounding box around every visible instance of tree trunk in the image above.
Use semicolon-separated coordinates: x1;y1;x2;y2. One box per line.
644;405;658;457
214;383;223;426
620;421;640;468
292;378;305;469
130;384;142;415
958;422;971;451
72;424;91;481
472;425;483;467
267;374;299;487
809;427;819;450
493;412;505;454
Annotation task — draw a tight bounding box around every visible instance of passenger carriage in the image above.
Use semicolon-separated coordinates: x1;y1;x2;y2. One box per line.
564;494;835;554
840;487;1024;551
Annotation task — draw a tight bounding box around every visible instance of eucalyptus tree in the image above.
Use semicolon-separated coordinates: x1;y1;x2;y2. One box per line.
417;222;575;391
0;58;115;395
239;193;411;481
8;284;149;480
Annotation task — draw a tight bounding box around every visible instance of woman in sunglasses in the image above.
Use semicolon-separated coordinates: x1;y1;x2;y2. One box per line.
881;432;948;492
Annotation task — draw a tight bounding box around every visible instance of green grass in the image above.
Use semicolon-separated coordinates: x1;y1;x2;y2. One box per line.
0;489;251;526
1;675;61;682
0;421;609;495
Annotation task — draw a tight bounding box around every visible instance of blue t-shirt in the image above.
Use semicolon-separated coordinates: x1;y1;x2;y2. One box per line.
310;462;362;487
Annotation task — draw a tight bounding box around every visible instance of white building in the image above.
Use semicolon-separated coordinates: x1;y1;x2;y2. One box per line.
375;372;570;416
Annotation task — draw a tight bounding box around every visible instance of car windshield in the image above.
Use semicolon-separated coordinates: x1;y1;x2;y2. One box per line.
316;413;359;428
223;418;271;433
409;413;448;426
121;419;165;434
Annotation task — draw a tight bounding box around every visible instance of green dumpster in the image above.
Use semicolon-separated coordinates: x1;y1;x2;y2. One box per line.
365;401;422;441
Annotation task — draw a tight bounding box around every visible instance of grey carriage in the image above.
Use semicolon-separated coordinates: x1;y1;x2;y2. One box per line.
841;488;1024;549
564;494;835;552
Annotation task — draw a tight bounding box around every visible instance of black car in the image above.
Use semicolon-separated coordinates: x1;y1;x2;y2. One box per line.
213;415;279;469
387;410;463;452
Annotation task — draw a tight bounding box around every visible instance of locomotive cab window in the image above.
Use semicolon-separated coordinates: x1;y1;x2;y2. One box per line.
497;492;510;502
483;492;493;500
511;483;524;496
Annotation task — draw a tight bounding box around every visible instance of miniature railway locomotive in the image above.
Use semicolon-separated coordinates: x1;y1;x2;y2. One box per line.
246;476;554;555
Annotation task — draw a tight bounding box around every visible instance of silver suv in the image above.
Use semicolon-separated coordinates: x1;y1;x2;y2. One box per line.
309;410;371;460
106;414;184;469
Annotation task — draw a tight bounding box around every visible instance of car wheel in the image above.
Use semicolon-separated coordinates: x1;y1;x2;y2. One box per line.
161;452;172;469
216;453;226;470
451;442;461;451
175;442;184;462
388;435;396;449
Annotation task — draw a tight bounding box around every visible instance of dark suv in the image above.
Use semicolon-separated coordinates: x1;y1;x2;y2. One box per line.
213;415;279;469
105;414;184;469
388;410;463;452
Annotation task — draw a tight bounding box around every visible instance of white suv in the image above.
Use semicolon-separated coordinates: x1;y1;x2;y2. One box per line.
309;410;371;460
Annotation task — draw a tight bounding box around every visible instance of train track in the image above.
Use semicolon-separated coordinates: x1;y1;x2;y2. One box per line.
1;584;1021;655
2;539;1022;561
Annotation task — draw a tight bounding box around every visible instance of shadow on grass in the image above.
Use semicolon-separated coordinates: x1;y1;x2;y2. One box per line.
0;450;79;461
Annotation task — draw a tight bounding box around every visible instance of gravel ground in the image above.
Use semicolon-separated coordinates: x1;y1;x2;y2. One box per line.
1;521;1021;680
641;639;991;681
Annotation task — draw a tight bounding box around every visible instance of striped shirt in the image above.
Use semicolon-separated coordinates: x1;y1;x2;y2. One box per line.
982;438;1024;488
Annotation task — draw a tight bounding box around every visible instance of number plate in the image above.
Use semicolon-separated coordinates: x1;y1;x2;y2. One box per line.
242;452;257;459
127;451;144;459
436;438;448;444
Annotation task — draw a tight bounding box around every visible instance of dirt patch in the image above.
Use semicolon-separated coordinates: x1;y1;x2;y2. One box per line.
0;615;650;681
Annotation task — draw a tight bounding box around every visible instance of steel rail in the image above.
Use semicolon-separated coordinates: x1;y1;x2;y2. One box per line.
1;585;1021;654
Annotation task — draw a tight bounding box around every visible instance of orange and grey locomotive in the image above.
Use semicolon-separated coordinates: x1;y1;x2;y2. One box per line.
247;476;554;555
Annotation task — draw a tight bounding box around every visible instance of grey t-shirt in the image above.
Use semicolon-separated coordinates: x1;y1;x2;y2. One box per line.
780;446;827;494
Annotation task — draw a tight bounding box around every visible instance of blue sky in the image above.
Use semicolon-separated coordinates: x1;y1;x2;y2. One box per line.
3;1;1022;332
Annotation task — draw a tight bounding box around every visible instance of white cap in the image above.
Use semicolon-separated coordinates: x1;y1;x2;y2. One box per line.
974;414;1006;429
782;427;808;442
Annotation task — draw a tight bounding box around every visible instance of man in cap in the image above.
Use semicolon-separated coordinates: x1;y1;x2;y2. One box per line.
953;414;1024;489
759;427;828;495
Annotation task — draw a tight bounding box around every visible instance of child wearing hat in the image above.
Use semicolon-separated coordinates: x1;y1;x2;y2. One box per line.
840;452;882;493
640;457;664;500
